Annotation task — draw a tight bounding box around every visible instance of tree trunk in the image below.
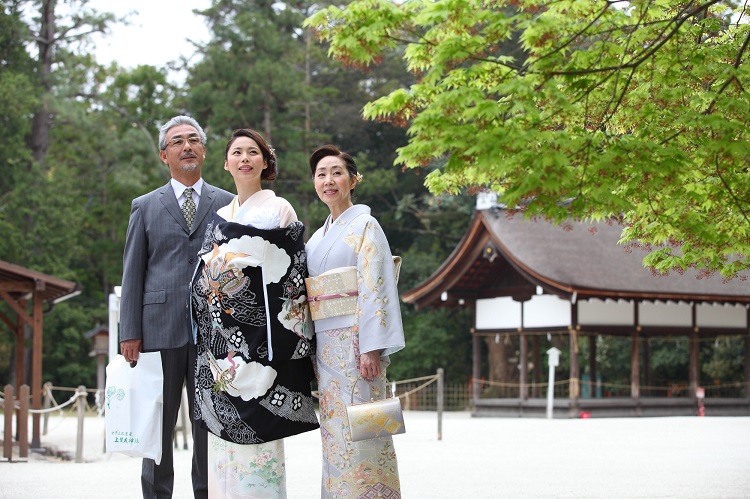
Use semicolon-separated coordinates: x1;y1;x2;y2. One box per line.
485;334;516;396
30;0;57;168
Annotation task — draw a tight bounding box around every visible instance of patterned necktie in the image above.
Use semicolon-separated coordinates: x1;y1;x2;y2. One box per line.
182;187;196;229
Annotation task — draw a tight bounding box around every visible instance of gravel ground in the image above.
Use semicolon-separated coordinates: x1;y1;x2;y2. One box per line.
1;411;749;498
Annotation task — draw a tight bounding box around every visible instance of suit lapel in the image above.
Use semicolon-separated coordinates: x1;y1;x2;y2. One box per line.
159;183;190;232
192;183;215;235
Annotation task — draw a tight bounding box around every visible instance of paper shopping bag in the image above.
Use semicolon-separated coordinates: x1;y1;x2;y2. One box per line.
105;353;164;463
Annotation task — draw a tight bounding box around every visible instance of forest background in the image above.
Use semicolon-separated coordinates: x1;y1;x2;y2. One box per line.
1;0;745;396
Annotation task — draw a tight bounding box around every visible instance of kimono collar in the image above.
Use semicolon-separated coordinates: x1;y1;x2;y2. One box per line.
307;205;371;276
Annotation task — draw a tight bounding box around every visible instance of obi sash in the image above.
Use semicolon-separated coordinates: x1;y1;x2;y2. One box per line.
305;256;402;322
305;266;358;321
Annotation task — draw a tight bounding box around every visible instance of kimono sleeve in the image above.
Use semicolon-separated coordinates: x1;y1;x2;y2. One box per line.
353;217;406;357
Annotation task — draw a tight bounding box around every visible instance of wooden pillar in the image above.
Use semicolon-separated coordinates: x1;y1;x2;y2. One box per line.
472;330;481;402
631;330;640;399
689;328;700;397
18;384;29;459
569;328;580;400
15;299;26;388
31;287;43;449
519;332;528;400
532;336;540;398
588;335;596;398
643;338;651;397
3;385;12;460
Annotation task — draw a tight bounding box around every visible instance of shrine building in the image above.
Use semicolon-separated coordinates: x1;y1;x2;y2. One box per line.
402;194;750;417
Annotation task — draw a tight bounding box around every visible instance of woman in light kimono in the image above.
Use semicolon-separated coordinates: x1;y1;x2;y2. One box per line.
191;128;319;498
305;144;406;498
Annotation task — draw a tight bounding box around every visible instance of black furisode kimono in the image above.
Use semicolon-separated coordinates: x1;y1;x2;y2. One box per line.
191;215;319;444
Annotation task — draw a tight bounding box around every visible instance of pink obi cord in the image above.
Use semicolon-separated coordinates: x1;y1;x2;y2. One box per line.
307;291;358;303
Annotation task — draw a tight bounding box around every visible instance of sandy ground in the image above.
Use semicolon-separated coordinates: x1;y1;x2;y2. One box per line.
1;411;749;498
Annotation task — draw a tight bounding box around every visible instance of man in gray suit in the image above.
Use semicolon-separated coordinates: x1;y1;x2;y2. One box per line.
119;115;234;498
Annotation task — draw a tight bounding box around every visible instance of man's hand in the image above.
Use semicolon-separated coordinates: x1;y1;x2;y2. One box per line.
120;339;142;363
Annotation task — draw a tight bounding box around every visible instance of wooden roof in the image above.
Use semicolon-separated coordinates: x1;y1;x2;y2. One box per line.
0;259;79;308
402;209;750;310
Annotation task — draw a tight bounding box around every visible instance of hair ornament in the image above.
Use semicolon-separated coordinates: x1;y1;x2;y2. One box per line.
355;173;364;183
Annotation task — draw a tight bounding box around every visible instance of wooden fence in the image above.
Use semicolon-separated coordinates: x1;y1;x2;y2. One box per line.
1;383;90;463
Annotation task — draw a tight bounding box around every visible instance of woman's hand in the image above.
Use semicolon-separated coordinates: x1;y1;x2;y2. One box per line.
359;350;381;380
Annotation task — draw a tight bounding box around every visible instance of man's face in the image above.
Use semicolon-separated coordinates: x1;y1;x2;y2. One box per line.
159;123;205;175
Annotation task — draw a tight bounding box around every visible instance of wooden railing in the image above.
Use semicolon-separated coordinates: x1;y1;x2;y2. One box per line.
1;383;89;463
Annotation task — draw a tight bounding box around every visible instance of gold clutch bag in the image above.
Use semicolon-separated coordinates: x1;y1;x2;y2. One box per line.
346;376;406;442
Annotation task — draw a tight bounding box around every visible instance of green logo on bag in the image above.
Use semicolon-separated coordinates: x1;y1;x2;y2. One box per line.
106;386;126;409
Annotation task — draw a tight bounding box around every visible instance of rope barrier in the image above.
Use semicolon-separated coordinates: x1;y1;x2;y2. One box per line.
471;377;750;393
394;374;438;384
48;385;100;394
1;386;88;413
8;392;86;413
395;375;439;399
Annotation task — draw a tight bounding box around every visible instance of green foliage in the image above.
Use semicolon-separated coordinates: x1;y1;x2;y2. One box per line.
702;336;745;383
1;0;744;394
306;0;750;279
387;305;473;385
648;338;690;386
42;304;101;387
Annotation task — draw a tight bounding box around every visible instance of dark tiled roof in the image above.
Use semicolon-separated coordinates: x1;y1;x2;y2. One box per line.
484;210;749;300
403;209;750;308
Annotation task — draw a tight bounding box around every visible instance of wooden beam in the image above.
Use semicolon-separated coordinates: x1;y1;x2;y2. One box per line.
0;290;33;326
689;328;700;397
532;336;540;398
472;330;481;402
30;290;43;449
643;338;651;397
0;281;34;292
588;335;597;398
519;332;528;400
632;302;640;400
15;300;26;389
631;330;640;399
569;328;580;401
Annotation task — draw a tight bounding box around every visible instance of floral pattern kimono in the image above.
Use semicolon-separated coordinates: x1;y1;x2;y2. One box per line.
305;204;406;499
191;191;319;498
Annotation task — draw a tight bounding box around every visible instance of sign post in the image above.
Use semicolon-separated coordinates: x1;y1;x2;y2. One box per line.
546;347;561;419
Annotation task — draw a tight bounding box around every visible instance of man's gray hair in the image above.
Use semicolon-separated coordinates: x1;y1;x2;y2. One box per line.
158;115;207;150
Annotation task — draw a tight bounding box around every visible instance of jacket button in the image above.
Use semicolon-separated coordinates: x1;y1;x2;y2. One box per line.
189;258;195;264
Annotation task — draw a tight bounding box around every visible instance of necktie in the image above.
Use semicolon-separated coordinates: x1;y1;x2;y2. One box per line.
182;187;196;229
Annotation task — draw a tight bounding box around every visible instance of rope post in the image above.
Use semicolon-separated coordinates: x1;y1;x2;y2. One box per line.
43;381;52;436
3;385;12;461
18;385;29;460
75;386;86;463
437;368;444;441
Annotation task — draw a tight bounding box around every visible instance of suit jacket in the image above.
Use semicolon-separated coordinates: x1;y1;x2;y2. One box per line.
119;181;234;351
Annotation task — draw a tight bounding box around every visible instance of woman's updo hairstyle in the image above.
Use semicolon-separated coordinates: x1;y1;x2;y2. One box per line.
309;144;358;182
225;128;278;181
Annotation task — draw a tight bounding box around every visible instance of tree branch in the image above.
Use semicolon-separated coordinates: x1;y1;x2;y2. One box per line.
542;0;724;77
